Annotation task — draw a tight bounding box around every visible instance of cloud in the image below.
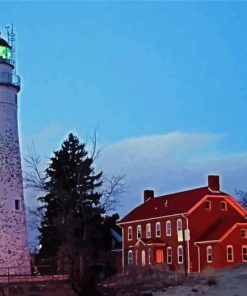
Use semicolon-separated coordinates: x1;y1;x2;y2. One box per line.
97;132;247;217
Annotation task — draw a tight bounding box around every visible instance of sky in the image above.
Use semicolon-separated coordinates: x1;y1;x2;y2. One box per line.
1;1;247;229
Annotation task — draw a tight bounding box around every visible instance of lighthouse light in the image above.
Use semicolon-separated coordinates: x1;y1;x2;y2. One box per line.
0;46;10;60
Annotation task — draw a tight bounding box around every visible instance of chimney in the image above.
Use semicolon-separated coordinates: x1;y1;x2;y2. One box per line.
208;175;220;191
144;189;154;203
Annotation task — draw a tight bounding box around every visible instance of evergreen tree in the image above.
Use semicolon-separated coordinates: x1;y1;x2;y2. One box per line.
38;133;103;272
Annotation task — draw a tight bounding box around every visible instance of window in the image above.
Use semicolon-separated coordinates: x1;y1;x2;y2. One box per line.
242;246;247;262
166;220;171;236
207;246;212;263
177;246;183;264
137;225;142;239
141;250;146;266
221;201;227;211
128;226;132;241
156;222;161;237
177;219;182;232
227;245;234;262
146;223;151;238
15;199;20;211
128;250;133;265
156;250;164;263
241;229;247;238
148;248;151;264
167;247;172;264
205;201;211;210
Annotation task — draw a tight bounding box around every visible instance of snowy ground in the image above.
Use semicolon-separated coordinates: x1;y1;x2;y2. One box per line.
153;265;247;296
101;264;247;296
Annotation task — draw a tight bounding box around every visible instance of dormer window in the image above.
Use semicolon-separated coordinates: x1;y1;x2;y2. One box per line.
137;225;142;239
146;223;151;238
221;201;227;211
241;229;247;238
205;201;211;210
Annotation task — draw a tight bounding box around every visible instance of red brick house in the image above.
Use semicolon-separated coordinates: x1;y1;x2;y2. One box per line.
118;175;247;273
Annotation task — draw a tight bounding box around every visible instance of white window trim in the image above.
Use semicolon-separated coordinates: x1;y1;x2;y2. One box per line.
137;225;142;240
177;219;182;232
167;247;172;264
241;229;247;238
205;200;211;210
156;222;161;237
166;220;171;236
128;226;132;241
242;245;247;262
177;246;183;264
227;245;234;262
221;201;227;211
146;223;151;238
128;250;133;265
207;246;212;263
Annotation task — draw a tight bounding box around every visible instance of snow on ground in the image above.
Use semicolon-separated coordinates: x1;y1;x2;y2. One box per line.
153;265;247;296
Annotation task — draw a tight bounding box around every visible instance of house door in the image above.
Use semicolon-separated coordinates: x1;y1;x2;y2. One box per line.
142;250;146;266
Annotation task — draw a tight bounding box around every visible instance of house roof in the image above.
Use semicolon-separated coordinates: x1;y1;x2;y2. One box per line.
196;217;247;243
119;186;228;224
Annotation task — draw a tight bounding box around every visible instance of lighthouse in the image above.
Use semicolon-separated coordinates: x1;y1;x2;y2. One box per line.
0;29;30;274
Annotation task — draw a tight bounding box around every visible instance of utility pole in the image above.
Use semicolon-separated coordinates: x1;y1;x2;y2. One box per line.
182;229;188;277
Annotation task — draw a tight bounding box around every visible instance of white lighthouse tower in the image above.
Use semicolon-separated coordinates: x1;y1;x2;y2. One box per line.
0;28;30;274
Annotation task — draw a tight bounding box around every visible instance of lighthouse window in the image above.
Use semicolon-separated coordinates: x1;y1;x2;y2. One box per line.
15;199;20;211
0;46;10;60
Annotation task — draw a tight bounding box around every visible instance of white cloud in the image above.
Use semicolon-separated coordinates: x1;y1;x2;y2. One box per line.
97;132;247;217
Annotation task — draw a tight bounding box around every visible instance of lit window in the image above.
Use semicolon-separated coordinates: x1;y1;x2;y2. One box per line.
137;225;142;239
167;247;172;264
156;250;164;263
177;219;182;232
15;199;20;211
128;226;132;241
148;248;151;264
142;250;146;266
241;229;246;238
166;220;171;236
242;246;247;262
221;201;227;211
156;222;161;237
128;250;133;265
207;246;212;263
146;223;151;238
205;201;211;210
227;245;234;262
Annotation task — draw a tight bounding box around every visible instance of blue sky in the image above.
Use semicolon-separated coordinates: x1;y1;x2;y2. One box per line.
1;2;247;222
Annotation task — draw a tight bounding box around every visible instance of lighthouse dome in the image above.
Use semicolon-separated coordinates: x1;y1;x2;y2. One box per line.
0;37;10;48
